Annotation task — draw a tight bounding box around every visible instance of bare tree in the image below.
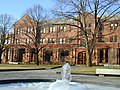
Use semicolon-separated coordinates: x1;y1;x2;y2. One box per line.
52;0;120;66
14;4;49;65
0;14;13;63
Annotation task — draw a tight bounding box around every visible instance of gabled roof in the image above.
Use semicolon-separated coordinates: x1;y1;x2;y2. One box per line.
13;14;36;26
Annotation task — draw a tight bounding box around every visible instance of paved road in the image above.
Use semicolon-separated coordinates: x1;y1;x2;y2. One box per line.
0;67;120;88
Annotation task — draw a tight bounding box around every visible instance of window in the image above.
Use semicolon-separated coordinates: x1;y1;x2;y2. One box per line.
27;27;33;33
7;39;11;44
40;39;45;44
110;36;117;42
43;39;45;44
80;40;85;47
16;29;20;34
59;38;66;44
48;38;51;43
88;24;91;27
110;23;118;30
16;39;20;44
85;24;91;28
48;38;56;43
101;36;105;42
100;24;104;31
20;28;23;34
80;30;84;35
40;28;46;33
50;27;53;33
16;28;23;34
70;26;74;32
53;27;56;32
52;38;56;43
43;28;46;33
5;39;8;44
63;26;66;32
86;30;91;35
49;27;56;33
26;39;32;44
60;38;62;44
98;36;104;42
60;26;66;32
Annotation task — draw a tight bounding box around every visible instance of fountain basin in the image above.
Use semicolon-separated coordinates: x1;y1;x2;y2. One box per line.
0;80;120;90
49;79;88;90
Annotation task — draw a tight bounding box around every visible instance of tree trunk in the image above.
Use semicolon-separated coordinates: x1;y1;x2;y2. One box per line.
86;46;92;67
35;48;39;65
0;49;2;64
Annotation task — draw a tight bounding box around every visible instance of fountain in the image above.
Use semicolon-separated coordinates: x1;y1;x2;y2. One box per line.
0;63;120;90
48;62;88;90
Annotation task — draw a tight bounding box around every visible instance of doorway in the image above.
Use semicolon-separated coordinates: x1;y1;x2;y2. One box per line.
18;48;25;62
78;52;86;65
44;50;52;63
99;49;108;63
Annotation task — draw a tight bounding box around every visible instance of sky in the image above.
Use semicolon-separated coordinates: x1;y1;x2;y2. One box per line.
0;0;55;20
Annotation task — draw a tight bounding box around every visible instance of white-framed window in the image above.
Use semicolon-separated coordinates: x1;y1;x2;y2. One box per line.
60;38;62;44
20;28;23;33
110;36;117;42
53;27;56;32
110;23;118;30
27;39;32;44
16;29;20;34
60;26;63;30
48;38;52;43
43;39;45;44
49;27;56;33
53;38;55;42
63;38;66;43
60;26;66;32
63;26;66;32
5;39;8;44
48;38;56;43
27;27;33;33
7;39;11;44
70;26;74;32
50;27;53;33
40;39;46;44
43;28;46;33
16;39;20;44
59;38;66;44
41;28;46;33
16;28;23;34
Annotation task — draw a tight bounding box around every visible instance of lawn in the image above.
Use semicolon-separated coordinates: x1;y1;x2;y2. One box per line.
0;64;119;75
71;65;120;75
0;64;61;70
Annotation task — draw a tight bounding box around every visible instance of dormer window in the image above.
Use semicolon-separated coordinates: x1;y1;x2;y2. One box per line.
110;23;118;30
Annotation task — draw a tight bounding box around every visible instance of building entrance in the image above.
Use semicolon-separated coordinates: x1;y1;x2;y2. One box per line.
78;52;86;65
99;49;108;64
44;50;52;63
18;48;25;62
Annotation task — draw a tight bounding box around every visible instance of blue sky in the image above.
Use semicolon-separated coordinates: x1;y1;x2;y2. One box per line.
0;0;55;20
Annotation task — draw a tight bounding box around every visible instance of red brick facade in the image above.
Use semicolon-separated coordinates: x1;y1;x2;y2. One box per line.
1;14;120;65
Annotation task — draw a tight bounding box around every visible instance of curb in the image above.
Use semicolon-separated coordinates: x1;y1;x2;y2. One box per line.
0;79;55;84
0;68;46;72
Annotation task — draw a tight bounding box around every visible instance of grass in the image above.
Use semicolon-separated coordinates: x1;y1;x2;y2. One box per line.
71;66;102;74
0;64;61;70
71;66;120;75
0;64;119;75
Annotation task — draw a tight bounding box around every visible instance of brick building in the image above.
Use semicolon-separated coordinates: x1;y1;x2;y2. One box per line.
1;14;120;65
